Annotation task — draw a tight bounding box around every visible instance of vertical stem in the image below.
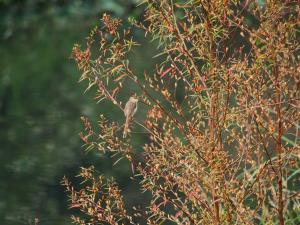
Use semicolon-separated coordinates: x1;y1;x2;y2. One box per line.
276;106;284;225
210;92;220;224
274;63;284;225
277;114;284;225
205;0;220;222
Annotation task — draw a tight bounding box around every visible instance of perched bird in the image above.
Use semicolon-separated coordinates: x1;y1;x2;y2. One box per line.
123;95;138;138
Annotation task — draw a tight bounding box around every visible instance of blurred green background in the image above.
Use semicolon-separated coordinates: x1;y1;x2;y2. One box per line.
0;1;154;224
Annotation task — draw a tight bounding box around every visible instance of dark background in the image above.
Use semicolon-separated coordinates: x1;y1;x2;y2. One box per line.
0;1;154;224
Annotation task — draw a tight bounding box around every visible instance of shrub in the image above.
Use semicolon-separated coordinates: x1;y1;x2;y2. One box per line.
63;1;299;224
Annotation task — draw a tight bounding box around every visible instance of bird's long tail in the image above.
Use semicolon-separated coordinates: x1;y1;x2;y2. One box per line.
123;116;130;138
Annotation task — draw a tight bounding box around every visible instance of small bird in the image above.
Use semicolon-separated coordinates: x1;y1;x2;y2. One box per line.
123;94;138;138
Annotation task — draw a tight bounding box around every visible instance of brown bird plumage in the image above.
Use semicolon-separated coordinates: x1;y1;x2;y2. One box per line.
123;95;138;138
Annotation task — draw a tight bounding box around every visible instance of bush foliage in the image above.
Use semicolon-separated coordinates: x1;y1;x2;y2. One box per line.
63;1;299;224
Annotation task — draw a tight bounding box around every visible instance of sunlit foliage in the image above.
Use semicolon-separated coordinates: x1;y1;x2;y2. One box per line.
65;1;299;224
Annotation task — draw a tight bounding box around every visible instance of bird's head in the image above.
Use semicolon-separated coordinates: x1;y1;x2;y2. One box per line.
129;94;139;103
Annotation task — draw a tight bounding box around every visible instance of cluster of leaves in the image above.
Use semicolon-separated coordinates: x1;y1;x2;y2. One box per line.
64;1;299;224
62;166;133;224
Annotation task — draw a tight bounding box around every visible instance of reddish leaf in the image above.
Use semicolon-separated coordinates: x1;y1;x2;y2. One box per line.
160;67;173;78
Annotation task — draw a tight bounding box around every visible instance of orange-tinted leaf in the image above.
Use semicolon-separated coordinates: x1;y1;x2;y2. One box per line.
160;67;173;78
113;73;127;82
